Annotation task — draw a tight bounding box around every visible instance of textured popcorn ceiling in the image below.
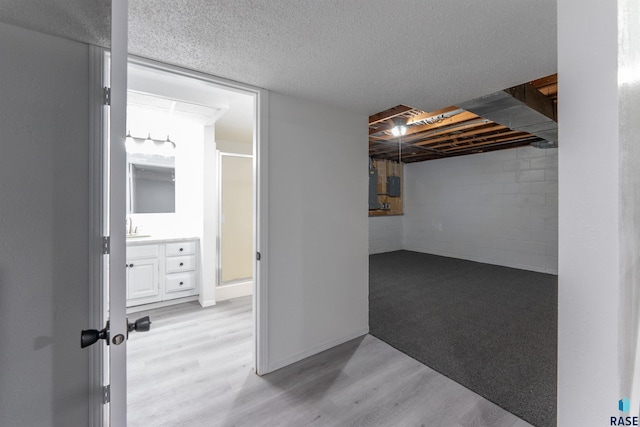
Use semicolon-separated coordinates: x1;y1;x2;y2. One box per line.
1;0;557;115
128;0;556;114
0;0;110;47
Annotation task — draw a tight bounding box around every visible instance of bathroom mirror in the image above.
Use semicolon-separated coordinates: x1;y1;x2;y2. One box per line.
126;154;175;214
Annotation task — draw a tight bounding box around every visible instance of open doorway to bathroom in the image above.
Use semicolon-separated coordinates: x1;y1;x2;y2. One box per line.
120;58;258;426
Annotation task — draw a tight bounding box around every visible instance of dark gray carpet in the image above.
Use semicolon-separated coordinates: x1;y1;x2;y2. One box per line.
369;250;557;427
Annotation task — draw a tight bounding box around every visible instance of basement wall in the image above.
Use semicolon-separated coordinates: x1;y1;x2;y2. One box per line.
402;146;558;274
557;0;640;422
368;216;403;254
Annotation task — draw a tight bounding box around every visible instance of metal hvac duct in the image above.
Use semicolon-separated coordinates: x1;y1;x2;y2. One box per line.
458;83;558;148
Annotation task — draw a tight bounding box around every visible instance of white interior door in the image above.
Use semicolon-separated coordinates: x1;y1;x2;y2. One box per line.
108;1;129;425
84;2;129;425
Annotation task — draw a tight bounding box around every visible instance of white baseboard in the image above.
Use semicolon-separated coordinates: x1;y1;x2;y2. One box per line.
403;246;559;275
266;327;369;374
126;295;199;314
199;298;216;308
216;280;253;301
369;245;403;255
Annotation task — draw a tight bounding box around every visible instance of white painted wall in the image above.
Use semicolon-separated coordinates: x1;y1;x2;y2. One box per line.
266;92;369;372
368;216;403;254
217;138;253;155
619;0;640;409
200;125;217;307
403;146;558;274
557;0;640;423
0;23;91;426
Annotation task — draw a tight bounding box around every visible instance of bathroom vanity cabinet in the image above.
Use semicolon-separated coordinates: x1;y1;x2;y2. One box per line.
126;237;199;307
126;244;160;304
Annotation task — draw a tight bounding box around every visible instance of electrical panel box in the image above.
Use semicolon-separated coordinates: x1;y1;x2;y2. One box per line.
369;169;379;209
387;176;401;197
369;159;403;216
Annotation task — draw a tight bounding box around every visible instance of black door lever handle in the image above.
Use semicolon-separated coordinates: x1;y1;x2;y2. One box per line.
81;321;110;348
127;316;152;337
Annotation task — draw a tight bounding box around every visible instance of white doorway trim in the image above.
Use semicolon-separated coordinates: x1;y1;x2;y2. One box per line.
107;1;129;423
123;54;270;376
88;44;108;427
89;55;270;425
88;2;129;424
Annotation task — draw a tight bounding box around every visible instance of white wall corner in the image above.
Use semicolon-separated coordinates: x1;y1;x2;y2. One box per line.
558;0;624;424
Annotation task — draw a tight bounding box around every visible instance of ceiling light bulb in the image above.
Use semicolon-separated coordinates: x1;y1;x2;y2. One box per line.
391;126;406;137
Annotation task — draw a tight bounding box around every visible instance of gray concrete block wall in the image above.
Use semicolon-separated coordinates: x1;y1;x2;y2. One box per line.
403;146;558;274
369;216;403;254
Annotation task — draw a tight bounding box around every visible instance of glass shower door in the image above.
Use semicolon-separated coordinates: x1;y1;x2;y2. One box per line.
219;153;254;286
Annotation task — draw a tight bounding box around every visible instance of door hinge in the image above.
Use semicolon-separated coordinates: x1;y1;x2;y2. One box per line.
103;87;111;106
102;385;110;404
256;252;261;261
102;236;110;255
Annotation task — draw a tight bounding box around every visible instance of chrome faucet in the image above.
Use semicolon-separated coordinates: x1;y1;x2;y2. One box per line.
126;216;134;235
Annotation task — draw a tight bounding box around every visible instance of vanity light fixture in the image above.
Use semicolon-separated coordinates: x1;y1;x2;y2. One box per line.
125;130;136;152
153;135;176;156
124;132;177;156
142;133;154;153
162;135;176;155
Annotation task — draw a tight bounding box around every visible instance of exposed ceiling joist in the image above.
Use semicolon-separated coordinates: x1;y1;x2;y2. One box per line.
368;73;558;163
504;83;556;122
530;75;558;103
443;135;541;153
372;111;479;141
441;132;534;153
409;120;494;145
368;105;414;126
424;126;515;149
370;128;526;157
405;106;461;125
369;106;463;135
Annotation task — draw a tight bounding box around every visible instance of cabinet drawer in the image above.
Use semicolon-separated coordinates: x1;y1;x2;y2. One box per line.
166;255;196;273
127;244;158;260
166;241;196;256
165;272;197;293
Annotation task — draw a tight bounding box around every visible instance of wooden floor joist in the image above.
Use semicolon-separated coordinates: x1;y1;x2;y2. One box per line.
368;73;558;163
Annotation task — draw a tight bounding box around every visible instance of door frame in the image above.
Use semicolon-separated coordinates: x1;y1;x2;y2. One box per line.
88;54;270;426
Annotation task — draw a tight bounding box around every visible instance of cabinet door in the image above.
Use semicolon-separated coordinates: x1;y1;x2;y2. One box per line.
127;258;159;301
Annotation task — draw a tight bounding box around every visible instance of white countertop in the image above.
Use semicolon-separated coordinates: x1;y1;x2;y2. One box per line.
126;235;199;245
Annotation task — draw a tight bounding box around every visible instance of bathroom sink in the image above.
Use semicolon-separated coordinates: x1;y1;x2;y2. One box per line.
126;234;151;239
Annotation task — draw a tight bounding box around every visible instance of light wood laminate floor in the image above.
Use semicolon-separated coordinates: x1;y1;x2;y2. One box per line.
127;297;533;427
